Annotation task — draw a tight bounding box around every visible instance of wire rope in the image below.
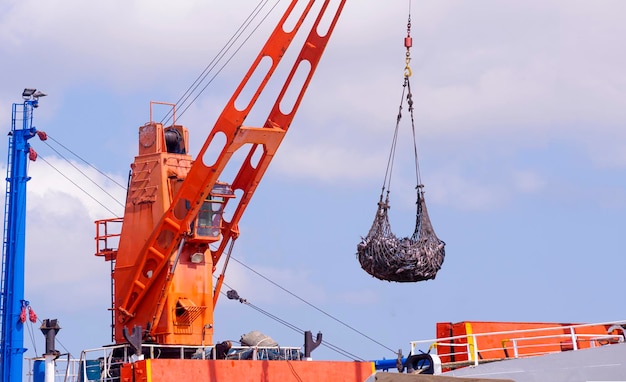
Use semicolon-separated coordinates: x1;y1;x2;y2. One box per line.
41;140;125;209
44;135;126;190
407;79;422;188
231;256;399;355
37;154;121;217
165;0;282;124
25;318;38;356
381;80;409;198
220;282;365;361
162;0;273;124
26;313;73;360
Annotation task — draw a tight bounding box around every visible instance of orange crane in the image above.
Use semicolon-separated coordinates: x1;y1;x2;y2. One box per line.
95;0;346;348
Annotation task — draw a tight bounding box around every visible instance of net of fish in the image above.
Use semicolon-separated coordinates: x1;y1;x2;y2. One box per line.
357;192;445;282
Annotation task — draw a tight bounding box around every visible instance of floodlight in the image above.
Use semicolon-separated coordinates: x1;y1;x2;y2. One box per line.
33;91;47;99
22;88;36;98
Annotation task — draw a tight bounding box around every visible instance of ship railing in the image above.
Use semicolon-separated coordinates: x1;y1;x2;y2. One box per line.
76;343;213;381
27;343;305;381
73;343;303;381
223;345;302;361
409;319;626;369
76;344;128;382
504;332;623;358
25;355;82;382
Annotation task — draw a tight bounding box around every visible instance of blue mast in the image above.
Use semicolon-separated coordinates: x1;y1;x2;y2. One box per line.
0;89;46;382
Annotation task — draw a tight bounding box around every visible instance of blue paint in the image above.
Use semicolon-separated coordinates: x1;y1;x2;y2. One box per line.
0;90;44;382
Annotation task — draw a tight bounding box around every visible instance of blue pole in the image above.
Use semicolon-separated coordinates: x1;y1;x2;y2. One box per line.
0;96;39;382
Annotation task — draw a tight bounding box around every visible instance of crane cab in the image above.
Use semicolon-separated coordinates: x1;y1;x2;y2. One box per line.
191;182;234;241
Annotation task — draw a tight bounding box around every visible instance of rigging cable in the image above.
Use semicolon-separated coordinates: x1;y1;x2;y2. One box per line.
26;314;74;361
33;2;281;215
379;11;415;203
220;282;365;361
404;10;423;190
41;137;125;209
44;134;126;190
230;256;399;355
162;0;272;123
24;314;37;357
37;154;121;217
163;0;282;124
381;73;409;199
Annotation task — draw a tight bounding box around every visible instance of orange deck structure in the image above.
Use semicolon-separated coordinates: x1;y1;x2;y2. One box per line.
120;359;375;382
434;321;623;367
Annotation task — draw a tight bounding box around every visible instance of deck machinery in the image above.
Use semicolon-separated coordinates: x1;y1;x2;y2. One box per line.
96;0;349;350
92;1;376;380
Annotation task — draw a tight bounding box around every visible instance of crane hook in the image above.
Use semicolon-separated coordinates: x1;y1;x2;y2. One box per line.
404;15;413;77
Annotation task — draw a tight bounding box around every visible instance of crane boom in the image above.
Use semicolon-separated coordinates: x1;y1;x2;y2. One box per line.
107;0;346;346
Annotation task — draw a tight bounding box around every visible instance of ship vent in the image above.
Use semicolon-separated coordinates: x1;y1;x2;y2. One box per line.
174;298;206;327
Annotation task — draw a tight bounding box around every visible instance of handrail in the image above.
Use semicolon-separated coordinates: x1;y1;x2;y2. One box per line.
27;343;304;381
410;319;626;367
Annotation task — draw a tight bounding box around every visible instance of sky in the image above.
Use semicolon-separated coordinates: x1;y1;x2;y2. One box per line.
1;0;626;370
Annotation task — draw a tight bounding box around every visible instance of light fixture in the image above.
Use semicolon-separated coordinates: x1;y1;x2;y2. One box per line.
190;252;204;264
22;88;36;98
21;88;47;106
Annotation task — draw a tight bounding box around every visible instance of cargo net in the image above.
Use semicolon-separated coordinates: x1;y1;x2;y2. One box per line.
357;45;445;282
357;190;445;282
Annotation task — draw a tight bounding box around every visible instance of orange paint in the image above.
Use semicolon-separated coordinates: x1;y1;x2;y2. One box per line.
95;0;348;347
436;321;615;365
122;359;375;382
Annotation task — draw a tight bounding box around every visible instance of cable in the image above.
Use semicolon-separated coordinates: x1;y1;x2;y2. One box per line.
44;135;126;190
381;78;408;197
41;140;125;209
402;10;423;190
163;0;276;125
26;313;73;359
26;318;38;356
406;78;422;189
174;0;283;122
229;257;399;355
221;284;365;361
37;154;121;217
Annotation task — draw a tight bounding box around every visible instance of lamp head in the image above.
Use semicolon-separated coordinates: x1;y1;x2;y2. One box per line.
22;88;36;99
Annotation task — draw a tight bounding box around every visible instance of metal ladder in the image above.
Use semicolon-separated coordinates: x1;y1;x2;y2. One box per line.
0;103;19;345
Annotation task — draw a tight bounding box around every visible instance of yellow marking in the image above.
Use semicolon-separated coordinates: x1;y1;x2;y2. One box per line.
465;322;475;362
146;359;152;382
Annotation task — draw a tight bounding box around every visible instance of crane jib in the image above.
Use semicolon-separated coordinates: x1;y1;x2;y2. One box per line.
113;0;347;346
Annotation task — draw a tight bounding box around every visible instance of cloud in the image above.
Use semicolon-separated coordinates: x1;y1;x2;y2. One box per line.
27;157;126;218
512;169;547;194
13;158;126;299
219;258;327;307
0;157;126;356
0;1;277;93
4;0;625;174
273;142;386;183
2;0;626;364
425;165;548;211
